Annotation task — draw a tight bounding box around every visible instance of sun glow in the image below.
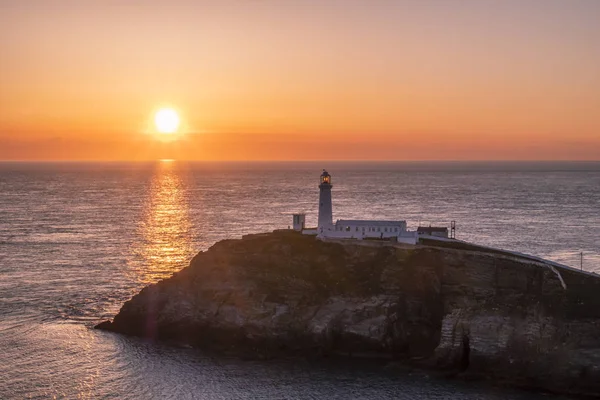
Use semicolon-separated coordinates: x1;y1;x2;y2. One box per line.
154;108;180;134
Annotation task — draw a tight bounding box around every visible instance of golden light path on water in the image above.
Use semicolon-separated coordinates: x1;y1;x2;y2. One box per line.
130;160;194;285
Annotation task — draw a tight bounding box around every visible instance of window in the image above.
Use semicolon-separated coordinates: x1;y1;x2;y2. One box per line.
346;226;351;231
362;227;365;232
395;227;398;232
356;227;359;231
377;227;380;232
384;227;388;232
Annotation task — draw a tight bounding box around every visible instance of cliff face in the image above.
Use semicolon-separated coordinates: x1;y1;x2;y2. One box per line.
98;231;600;396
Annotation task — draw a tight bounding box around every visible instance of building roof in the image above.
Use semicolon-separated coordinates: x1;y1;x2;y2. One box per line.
336;219;406;226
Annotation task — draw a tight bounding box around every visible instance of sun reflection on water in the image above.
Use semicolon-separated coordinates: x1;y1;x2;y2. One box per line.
130;161;194;285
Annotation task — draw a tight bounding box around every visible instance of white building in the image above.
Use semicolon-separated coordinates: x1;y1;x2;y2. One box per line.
295;170;417;244
292;213;306;231
417;226;449;238
334;220;406;238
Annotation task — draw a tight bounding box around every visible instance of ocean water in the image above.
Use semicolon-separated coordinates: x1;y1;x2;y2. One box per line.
0;161;598;399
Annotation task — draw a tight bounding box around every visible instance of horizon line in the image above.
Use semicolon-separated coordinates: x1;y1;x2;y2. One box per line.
1;159;600;163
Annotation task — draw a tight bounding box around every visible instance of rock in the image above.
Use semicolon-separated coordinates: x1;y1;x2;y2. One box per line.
94;320;113;330
97;230;600;397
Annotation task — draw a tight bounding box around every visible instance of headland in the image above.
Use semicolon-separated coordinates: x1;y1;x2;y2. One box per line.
97;230;600;397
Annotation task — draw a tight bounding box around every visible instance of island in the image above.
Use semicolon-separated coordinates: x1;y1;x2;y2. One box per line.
97;230;600;397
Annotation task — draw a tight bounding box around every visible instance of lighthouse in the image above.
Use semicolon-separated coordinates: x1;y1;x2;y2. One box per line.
318;170;333;231
290;169;415;244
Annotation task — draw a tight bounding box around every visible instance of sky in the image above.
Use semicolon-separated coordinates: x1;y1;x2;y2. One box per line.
1;0;599;161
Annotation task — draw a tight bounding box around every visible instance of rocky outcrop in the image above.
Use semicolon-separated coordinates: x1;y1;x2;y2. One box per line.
97;231;600;396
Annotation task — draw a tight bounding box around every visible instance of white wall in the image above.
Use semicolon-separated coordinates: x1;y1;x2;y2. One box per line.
332;222;406;238
317;185;333;230
418;231;448;238
318;228;417;243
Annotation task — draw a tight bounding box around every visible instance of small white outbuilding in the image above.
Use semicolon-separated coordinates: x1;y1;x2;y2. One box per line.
292;213;306;231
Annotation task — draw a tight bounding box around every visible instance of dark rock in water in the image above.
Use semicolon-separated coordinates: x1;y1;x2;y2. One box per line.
96;230;600;397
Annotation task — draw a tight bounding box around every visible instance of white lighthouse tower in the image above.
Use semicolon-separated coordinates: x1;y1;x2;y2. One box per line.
318;170;333;232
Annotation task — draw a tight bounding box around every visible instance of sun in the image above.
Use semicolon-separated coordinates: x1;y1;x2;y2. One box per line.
154;108;180;134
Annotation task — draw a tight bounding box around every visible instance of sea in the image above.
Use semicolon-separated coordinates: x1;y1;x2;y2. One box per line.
1;161;599;399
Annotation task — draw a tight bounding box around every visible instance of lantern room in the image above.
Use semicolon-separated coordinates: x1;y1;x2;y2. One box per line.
320;170;331;185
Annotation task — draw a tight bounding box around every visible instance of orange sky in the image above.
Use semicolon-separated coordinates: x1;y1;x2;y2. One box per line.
1;0;599;160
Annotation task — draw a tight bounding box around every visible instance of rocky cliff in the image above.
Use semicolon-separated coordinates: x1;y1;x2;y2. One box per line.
97;231;600;396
